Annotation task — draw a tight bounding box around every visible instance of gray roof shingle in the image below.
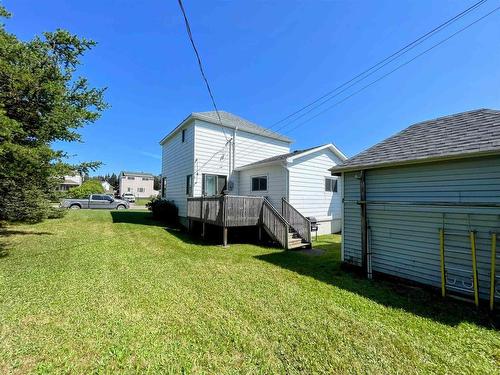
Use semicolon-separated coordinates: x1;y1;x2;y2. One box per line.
237;145;325;169
330;109;500;173
192;111;293;143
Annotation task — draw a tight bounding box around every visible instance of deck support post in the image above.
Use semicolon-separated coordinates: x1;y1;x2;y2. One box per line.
222;227;228;247
201;222;205;239
258;225;262;242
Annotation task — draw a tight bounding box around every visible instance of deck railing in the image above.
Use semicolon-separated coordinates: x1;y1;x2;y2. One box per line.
262;198;289;249
187;195;263;227
282;197;311;244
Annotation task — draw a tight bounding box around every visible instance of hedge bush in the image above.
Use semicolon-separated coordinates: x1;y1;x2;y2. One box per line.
146;197;178;225
67;180;104;199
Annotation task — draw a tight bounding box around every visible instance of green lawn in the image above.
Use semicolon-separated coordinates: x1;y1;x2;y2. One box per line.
133;197;151;206
0;211;499;373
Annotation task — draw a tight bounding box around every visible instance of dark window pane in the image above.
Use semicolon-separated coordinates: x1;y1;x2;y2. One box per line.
260;177;267;191
333;180;338;192
182;129;186;142
252;178;259;191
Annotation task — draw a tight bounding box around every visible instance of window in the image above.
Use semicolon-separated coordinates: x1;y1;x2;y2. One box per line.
325;177;338;192
182;129;186;143
91;195;103;200
186;174;193;196
251;176;267;192
202;174;226;196
142;177;152;181
137;187;145;193
127;187;131;192
127;176;135;180
161;177;167;198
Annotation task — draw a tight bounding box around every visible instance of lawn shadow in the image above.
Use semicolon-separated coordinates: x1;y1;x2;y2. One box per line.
0;228;53;258
255;238;497;328
110;210;168;227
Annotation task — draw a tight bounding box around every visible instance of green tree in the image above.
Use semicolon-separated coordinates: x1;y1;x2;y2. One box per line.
0;6;107;222
67;180;104;199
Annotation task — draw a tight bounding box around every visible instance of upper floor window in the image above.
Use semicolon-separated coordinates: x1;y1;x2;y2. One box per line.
251;176;267;192
127;176;135;180
137;187;145;193
182;129;186;143
325;177;338;192
142;177;152;181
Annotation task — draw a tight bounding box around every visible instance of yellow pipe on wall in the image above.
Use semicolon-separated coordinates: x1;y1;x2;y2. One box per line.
470;231;479;307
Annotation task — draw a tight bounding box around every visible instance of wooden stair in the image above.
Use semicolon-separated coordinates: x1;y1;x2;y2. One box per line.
287;228;311;250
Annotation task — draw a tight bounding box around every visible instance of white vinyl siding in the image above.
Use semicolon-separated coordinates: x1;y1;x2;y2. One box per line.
193;120;291;197
238;165;286;209
161;124;194;217
288;149;344;233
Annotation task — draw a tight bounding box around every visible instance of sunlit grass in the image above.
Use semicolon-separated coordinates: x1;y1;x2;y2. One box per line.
0;210;498;373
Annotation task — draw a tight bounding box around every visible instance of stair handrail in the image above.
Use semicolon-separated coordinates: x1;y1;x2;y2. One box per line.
261;197;290;249
281;197;311;243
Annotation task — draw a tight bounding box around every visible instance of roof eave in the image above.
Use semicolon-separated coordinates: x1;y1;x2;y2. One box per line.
235;159;283;171
330;150;500;174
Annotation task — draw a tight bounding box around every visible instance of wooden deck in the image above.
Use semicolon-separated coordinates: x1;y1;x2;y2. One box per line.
187;195;311;250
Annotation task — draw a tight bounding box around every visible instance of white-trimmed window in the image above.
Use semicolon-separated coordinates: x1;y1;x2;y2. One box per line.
325;177;338;192
251;176;268;192
182;129;186;143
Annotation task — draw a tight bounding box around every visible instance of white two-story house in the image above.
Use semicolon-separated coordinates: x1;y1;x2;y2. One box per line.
160;111;346;235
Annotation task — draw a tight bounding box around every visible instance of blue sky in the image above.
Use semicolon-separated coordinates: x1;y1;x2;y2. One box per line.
4;1;500;175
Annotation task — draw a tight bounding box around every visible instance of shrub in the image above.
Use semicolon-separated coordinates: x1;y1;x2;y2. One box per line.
146;197;178;224
67;180;104;198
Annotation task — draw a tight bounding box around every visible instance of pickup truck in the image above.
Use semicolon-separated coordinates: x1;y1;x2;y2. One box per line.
60;194;130;210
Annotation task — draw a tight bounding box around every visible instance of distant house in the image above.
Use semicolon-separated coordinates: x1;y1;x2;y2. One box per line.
119;171;155;198
57;173;82;192
101;181;114;194
159;111;347;241
330;109;500;306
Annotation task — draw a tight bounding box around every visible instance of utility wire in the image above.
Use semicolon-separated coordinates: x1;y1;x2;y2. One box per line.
234;0;492;159
267;0;488;131
177;0;230;143
281;5;500;136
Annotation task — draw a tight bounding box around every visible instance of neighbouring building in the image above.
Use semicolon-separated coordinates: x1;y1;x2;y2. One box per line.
119;171;155;198
57;173;82;192
330;109;500;306
159;111;346;236
101;181;114;194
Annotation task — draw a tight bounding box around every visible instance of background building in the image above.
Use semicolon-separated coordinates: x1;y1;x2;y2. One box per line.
119;171;156;198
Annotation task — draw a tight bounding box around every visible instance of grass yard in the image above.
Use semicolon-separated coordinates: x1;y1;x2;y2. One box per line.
133;197;152;206
0;211;499;373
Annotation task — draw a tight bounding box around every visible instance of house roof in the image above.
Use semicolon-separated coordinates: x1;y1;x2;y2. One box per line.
330;108;500;174
120;171;155;177
159;111;293;144
236;143;347;170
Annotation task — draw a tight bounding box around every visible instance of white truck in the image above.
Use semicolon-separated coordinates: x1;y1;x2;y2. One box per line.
60;194;130;210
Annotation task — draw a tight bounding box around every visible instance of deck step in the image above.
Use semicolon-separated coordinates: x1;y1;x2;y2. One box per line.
288;241;311;249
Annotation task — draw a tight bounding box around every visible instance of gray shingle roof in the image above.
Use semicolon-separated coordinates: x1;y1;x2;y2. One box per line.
330;109;500;173
192;111;292;143
120;171;155;177
237;145;324;169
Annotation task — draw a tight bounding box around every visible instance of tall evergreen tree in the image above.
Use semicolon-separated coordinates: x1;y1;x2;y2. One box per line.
0;6;107;222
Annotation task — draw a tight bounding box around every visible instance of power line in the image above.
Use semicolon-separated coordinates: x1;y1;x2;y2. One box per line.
266;0;488;131
177;0;230;143
281;5;500;136
234;0;492;159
